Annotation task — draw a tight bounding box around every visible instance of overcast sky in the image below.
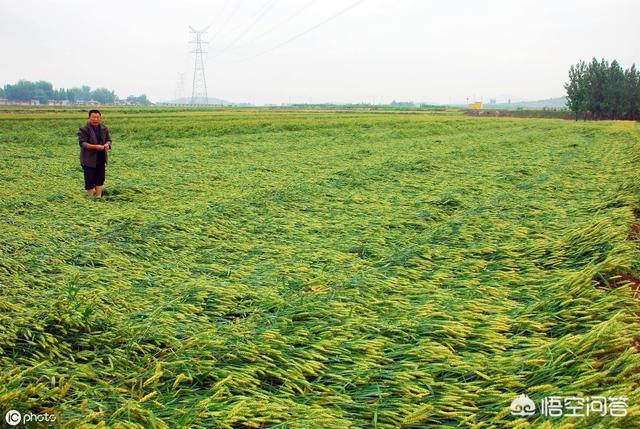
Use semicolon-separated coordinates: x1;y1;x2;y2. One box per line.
1;0;638;105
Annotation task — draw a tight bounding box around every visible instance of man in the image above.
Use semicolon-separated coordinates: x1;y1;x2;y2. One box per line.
78;109;112;198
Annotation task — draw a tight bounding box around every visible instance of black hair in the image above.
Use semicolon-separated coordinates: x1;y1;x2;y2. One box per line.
88;109;101;117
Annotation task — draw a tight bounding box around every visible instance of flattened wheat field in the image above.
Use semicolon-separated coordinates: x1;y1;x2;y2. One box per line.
1;108;640;428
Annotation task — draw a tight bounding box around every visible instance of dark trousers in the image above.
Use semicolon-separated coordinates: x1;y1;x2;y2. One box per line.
82;163;106;190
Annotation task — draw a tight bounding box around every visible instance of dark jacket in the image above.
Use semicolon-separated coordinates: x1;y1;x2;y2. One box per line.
78;122;112;167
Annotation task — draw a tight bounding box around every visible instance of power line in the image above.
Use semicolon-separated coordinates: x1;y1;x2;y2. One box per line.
209;0;280;59
203;0;233;34
245;0;317;44
207;0;245;44
219;0;366;63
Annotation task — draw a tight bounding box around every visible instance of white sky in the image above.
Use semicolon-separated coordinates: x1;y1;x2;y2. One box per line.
1;0;638;105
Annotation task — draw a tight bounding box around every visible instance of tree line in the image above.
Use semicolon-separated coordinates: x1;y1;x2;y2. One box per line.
0;80;151;105
565;58;640;120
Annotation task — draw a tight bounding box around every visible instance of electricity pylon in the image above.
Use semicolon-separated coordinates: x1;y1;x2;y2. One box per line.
189;26;209;105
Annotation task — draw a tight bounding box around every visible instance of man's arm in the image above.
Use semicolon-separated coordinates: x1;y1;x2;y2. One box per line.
104;127;112;150
84;143;105;150
78;128;104;150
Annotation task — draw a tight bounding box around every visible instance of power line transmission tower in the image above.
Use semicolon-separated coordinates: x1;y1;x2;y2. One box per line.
174;72;186;103
189;26;209;105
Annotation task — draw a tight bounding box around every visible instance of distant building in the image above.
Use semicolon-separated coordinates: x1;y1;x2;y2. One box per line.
0;99;40;105
468;101;483;110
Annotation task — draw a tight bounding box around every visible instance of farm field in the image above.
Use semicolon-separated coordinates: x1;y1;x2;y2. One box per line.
1;108;640;428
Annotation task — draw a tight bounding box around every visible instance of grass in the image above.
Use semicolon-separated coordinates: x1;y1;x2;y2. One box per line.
1;108;639;428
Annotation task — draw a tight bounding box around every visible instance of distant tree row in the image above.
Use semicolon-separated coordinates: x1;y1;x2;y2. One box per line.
1;80;152;105
565;58;640;120
2;80;117;104
125;94;152;105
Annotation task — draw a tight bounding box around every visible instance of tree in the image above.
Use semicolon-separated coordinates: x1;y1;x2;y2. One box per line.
67;87;80;102
586;58;607;119
67;85;92;102
33;80;54;104
53;88;67;101
3;80;54;103
603;60;625;119
1;80;123;104
92;88;116;104
565;58;639;121
4;80;36;101
564;61;587;120
79;85;92;101
625;64;640;120
126;94;152;105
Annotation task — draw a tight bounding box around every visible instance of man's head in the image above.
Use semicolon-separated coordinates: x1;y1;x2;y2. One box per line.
88;109;101;126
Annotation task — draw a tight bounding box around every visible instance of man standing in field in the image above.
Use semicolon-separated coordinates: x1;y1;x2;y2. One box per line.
78;109;112;198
